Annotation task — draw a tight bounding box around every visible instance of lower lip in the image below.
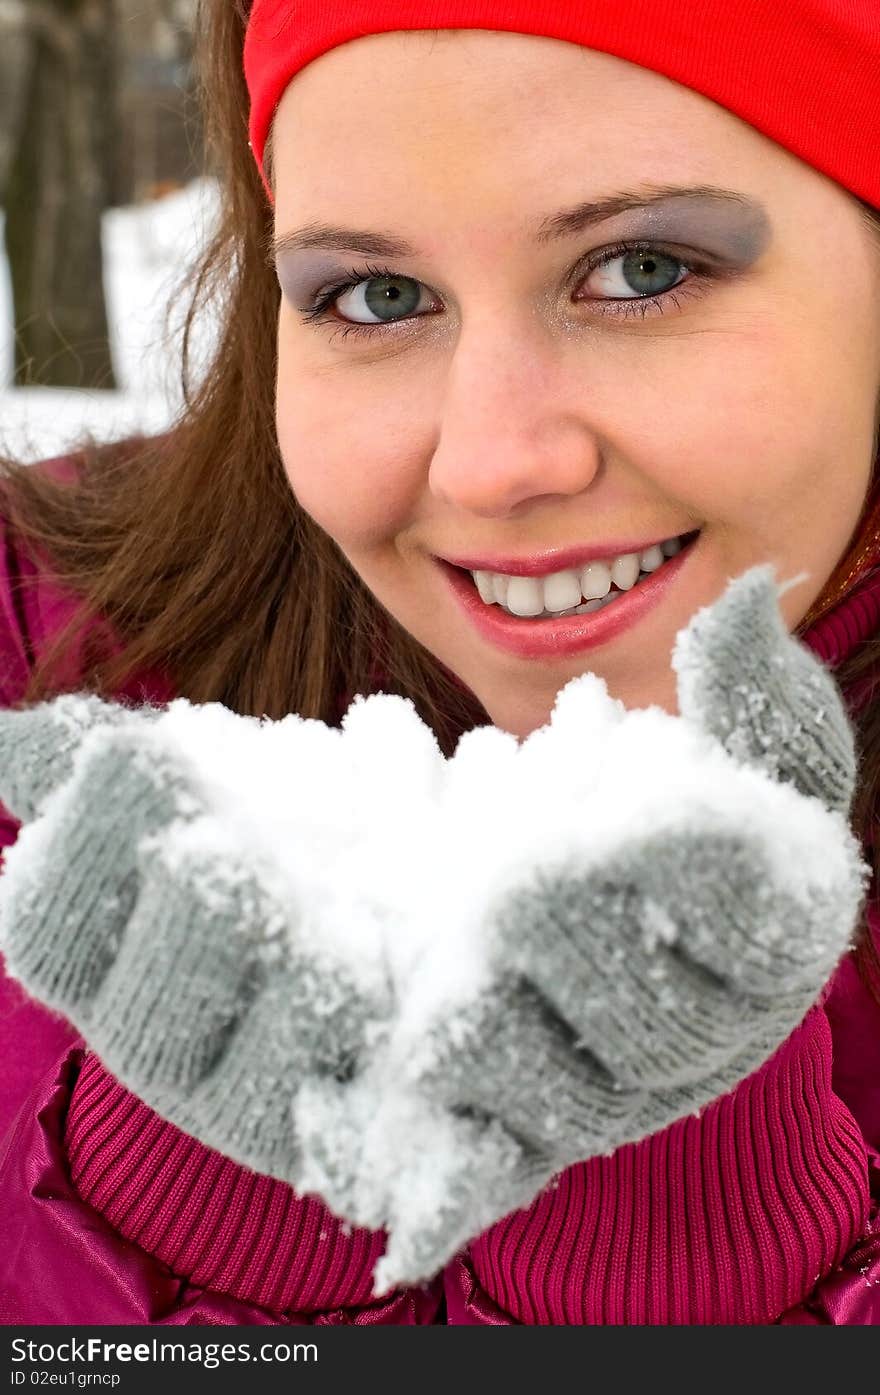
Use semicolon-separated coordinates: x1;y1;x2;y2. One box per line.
437;537;699;660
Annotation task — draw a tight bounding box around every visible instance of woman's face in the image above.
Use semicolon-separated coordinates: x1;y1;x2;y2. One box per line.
271;30;880;737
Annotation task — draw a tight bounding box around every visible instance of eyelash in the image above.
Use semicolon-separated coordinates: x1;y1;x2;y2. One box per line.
297;240;716;343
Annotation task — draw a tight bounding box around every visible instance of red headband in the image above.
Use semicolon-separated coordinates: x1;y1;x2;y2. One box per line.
244;0;880;207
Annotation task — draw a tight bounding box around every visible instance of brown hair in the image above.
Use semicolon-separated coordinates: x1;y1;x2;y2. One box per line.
1;0;879;995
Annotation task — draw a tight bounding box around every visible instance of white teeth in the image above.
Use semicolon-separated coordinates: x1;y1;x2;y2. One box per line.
579;560;613;600
610;553;640;591
638;543;665;572
492;573;509;605
473;570;496;604
577;594;619;614
505;576;545;618
541;569;582;613
468;533;692;617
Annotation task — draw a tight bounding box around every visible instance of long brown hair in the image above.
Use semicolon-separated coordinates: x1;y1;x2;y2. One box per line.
1;0;879;995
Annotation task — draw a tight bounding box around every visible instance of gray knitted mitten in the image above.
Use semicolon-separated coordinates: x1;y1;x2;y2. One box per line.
0;697;393;1183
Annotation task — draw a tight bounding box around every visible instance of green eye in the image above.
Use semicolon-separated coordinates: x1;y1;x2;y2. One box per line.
585;247;688;300
338;274;429;323
621;249;685;295
354;275;423;322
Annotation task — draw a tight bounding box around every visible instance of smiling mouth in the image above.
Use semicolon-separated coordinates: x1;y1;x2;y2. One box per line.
460;529;701;619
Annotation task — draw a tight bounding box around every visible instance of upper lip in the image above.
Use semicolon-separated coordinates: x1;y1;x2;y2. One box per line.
438;531;691;579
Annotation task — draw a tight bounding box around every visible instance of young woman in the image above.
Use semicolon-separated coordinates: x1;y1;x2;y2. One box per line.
0;1;879;1323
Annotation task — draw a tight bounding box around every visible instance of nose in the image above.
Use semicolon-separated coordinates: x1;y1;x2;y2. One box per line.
427;324;604;518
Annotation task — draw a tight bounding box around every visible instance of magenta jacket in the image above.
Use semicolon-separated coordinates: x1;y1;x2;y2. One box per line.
2;457;880;1324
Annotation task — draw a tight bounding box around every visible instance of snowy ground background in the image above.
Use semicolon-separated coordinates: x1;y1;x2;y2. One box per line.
0;178;221;464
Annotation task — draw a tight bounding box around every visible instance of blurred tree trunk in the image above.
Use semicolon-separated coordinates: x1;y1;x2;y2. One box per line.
2;0;120;388
0;4;32;194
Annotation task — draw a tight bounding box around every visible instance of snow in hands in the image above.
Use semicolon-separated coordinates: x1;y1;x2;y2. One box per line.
0;564;867;1293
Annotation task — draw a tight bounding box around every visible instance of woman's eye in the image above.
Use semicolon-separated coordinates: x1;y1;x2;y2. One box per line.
580;247;689;303
333;273;433;325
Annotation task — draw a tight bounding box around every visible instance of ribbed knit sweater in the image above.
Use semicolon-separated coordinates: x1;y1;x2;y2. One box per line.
2;463;880;1324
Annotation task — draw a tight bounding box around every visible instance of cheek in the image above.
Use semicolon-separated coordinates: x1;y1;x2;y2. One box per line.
628;318;872;529
275;339;424;550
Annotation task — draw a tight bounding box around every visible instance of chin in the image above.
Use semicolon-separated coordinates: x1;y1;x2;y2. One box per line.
480;661;681;734
477;693;559;740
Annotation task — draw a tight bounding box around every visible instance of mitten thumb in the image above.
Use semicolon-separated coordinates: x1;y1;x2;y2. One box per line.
0;692;164;822
671;565;856;815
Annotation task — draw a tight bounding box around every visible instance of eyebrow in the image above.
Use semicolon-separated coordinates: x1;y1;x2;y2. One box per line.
270;184;764;263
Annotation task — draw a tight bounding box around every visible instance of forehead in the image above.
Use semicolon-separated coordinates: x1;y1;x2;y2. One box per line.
272;29;776;193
